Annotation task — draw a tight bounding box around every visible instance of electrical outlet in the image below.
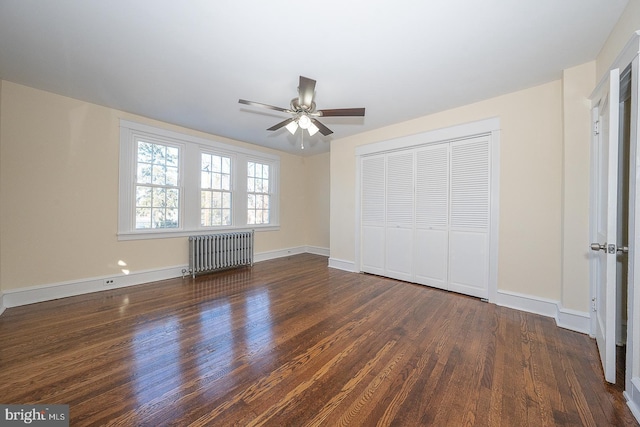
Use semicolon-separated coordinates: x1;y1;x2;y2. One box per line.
104;278;116;286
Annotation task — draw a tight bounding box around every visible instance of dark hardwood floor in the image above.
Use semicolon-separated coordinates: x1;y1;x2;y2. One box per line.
0;254;637;426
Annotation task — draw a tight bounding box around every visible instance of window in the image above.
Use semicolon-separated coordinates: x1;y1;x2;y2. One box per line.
247;161;271;225
119;120;279;239
135;140;180;229
201;153;232;226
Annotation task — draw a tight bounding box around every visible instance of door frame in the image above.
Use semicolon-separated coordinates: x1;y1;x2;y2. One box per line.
590;30;640;420
354;117;501;302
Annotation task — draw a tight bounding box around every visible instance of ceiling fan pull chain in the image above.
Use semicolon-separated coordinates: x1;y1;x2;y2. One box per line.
301;130;305;150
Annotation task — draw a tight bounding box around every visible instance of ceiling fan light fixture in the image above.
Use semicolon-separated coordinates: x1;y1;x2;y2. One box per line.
240;76;365;142
298;114;311;129
285;121;298;135
307;122;319;136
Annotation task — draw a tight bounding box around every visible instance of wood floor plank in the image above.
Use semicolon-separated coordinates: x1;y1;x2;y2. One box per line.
0;254;637;426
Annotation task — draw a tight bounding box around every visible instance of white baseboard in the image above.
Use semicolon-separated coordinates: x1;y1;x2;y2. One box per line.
253;245;320;263
0;251;591;336
494;289;591;334
1;247;330;310
305;246;330;257
625;377;640;425
328;257;356;272
2;265;188;308
253;246;305;262
253;246;329;263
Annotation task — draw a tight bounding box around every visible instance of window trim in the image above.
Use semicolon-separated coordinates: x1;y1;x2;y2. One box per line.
118;120;280;240
246;160;273;225
200;151;233;227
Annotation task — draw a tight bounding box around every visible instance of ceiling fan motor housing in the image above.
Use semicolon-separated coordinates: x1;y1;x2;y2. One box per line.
291;98;316;114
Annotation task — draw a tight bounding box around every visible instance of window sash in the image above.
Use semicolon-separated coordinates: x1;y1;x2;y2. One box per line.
247;161;271;225
134;139;182;230
119;120;280;240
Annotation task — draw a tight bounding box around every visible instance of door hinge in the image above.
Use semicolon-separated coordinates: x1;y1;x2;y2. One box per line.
592;297;597;312
594;121;600;135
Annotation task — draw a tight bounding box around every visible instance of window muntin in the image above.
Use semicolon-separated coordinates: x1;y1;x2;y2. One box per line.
201;153;232;226
135;140;180;229
119;120;280;239
247;161;270;225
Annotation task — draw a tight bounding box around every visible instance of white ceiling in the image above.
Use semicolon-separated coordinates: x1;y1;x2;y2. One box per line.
0;0;629;156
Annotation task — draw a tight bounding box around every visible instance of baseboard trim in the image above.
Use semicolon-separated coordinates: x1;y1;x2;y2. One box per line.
0;252;592;336
625;378;640;425
253;246;306;263
253;246;329;262
494;289;590;334
1;247;330;310
328;257;356;272
305;246;330;257
2;265;188;308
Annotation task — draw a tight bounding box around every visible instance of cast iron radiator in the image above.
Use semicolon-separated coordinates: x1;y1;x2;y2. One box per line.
186;231;254;278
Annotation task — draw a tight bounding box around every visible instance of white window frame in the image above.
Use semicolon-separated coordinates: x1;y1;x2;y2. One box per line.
119;120;280;240
247;160;274;225
200;150;234;227
134;138;183;230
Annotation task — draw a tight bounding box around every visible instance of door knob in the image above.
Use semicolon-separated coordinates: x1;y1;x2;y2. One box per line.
617;246;629;254
590;243;606;251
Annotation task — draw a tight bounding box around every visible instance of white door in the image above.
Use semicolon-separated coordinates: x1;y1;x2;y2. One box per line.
414;144;449;290
591;68;621;383
448;137;491;299
361;155;386;276
385;151;414;282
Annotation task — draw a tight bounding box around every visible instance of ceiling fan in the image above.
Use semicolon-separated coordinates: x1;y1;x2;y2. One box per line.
239;76;365;138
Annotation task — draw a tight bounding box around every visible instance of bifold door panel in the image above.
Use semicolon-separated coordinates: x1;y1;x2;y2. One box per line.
360;136;491;299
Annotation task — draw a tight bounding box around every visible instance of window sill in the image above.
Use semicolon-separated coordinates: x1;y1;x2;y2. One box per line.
117;225;280;241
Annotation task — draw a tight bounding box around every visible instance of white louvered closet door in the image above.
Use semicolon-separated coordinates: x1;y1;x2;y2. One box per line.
359;134;491;299
448;137;490;298
414;144;449;290
385;151;415;282
361;155;386;275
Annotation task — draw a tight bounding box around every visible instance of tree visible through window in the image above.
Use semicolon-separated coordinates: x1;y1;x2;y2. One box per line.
201;153;232;226
135;140;180;229
247;161;270;225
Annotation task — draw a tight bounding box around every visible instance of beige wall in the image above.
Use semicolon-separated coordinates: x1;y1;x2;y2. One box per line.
331;80;575;304
561;62;597;311
596;0;640;78
0;81;328;292
304;152;330;249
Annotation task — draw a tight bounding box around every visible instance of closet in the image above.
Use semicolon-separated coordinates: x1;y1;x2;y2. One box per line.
357;121;498;300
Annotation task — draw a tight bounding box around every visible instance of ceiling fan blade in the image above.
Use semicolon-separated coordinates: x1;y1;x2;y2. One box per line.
267;117;295;131
298;76;316;109
318;108;366;117
311;118;333;136
239;99;290;113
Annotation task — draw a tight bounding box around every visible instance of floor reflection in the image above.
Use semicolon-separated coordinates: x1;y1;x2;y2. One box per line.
132;316;183;410
197;301;233;382
245;290;273;363
130;271;276;407
190;267;254;302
